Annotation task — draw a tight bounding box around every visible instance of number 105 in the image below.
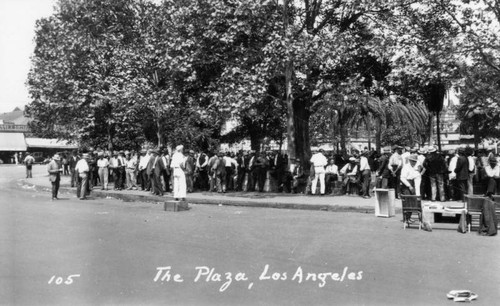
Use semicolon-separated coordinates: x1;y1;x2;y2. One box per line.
48;274;80;285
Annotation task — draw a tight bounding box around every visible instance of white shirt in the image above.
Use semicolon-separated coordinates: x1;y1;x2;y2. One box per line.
468;156;476;172
75;159;89;173
223;156;238;167
97;158;109;168
340;163;357;176
388;153;402;169
400;163;421;182
401;152;411;165
138;154;150;170
310;153;327;167
325;164;338;175
161;155;170;169
448;155;458;180
359;156;371;171
171;152;185;169
126;157;137;169
485;165;500;177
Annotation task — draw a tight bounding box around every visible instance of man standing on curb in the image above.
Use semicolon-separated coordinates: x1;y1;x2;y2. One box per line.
47;154;62;200
359;151;372;199
310;149;328;195
69;151;79;187
97;151;109;190
75;153;90;200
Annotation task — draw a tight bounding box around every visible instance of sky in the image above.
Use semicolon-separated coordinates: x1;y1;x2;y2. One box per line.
0;0;56;113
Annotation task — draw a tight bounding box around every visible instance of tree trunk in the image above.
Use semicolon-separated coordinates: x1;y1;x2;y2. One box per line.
375;117;382;151
107;124;113;151
283;0;296;164
428;113;434;147
293;99;311;165
436;111;442;152
156;118;163;148
339;123;347;154
473;119;479;150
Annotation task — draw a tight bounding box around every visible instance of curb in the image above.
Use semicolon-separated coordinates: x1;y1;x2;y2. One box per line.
19;179;402;214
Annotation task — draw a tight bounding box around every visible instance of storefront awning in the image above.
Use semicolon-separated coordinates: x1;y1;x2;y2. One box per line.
0;133;27;151
25;138;78;150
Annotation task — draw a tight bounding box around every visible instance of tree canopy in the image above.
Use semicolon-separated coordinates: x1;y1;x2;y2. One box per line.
25;0;499;154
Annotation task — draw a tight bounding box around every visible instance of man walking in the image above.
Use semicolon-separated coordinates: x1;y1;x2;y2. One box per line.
47;154;62;200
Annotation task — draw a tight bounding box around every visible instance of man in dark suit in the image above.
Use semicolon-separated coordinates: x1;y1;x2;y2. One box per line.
454;147;469;202
147;149;165;196
235;151;246;191
185;150;195;193
47;154;62;200
69;151;79;187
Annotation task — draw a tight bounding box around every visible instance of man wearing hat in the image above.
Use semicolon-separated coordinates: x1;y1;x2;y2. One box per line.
24;152;35;179
114;151;126;190
359;151;372;198
484;154;500;197
97;151;109;190
160;149;171;193
185;150;196;193
388;146;403;198
75;153;90;200
340;157;359;195
376;146;392;188
125;150;138;190
310;149;328;195
400;154;422;196
454;148;469;202
47;154;62;200
138;149;150;191
147;149;165;195
69;150;79;187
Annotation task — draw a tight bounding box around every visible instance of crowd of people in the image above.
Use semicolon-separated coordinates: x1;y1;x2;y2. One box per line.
35;144;500;202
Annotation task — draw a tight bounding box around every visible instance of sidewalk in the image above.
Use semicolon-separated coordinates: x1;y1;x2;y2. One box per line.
21;171;403;213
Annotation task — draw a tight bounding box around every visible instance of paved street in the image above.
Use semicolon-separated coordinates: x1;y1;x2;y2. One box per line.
1;164;499;306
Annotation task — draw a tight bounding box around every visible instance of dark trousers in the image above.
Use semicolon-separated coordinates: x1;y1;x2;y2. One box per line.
256;168;266;192
388;170;401;198
186;173;194;192
225;167;233;191
152;173;163;195
51;179;60;199
249;169;258;191
198;170;208;191
361;170;371;197
325;174;338;194
70;167;77;187
26;165;33;178
216;172;226;192
161;170;170;192
140;169;150;191
456;179;467;202
485;177;500;196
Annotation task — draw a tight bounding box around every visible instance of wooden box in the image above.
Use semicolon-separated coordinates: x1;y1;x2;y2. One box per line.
374;188;395;217
164;200;189;212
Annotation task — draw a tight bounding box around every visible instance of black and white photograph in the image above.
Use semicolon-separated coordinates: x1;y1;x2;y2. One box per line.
1;0;499;305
